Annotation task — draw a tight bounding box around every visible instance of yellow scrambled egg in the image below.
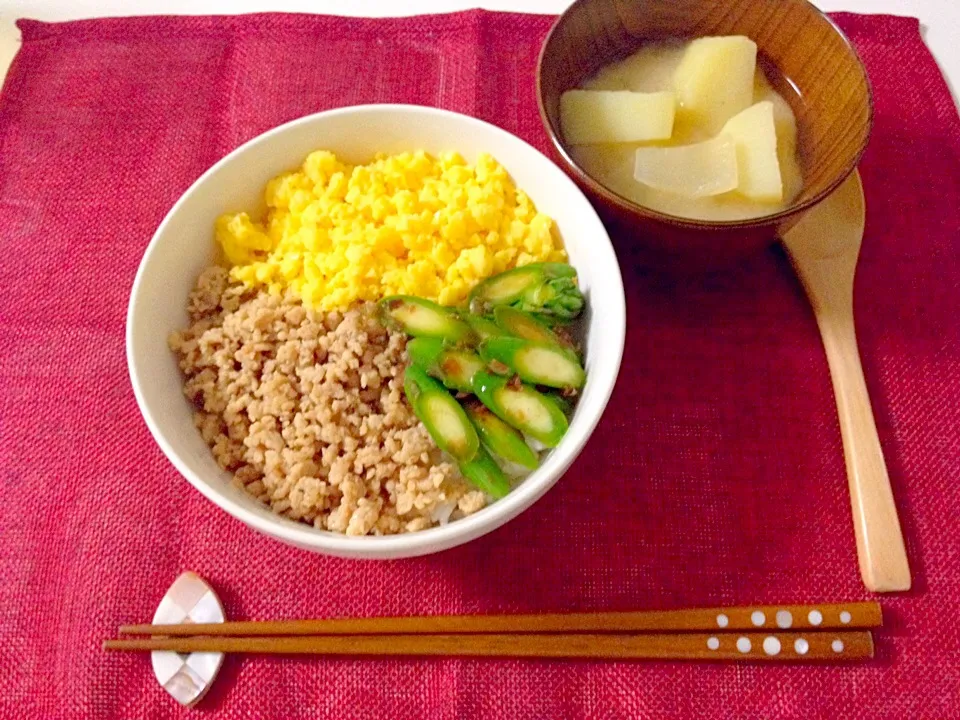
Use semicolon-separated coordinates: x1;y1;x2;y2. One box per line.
218;150;566;309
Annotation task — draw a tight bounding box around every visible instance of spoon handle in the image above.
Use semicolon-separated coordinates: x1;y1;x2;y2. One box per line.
818;311;911;592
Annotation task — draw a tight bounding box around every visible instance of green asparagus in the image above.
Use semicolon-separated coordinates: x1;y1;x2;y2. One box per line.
494;306;571;349
464;313;503;342
459;446;511;499
472;371;569;447
380;296;472;343
403;365;479;463
467;262;584;322
463;399;539;470
406;337;486;393
479;337;585;390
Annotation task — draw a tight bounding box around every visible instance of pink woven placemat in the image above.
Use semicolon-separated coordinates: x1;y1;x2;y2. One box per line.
2;10;959;719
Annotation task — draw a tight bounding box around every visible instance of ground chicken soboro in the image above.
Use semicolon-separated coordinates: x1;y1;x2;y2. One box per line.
169;267;487;535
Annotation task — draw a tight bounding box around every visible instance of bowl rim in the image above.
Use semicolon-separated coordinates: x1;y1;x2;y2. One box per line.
535;0;874;230
126;103;627;557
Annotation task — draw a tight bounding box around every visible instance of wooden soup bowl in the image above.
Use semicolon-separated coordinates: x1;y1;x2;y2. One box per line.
537;0;872;270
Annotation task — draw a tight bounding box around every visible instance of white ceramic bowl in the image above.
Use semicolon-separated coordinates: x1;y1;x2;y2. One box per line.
127;104;626;559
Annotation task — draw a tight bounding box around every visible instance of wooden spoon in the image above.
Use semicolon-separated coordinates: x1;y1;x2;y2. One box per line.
782;171;910;592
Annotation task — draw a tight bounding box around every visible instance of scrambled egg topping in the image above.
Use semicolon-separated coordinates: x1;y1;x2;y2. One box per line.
218;150;567;310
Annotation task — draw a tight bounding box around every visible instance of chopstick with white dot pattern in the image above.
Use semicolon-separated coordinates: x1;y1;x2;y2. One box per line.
109;584;881;663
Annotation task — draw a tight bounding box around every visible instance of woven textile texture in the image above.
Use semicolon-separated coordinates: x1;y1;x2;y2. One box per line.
1;10;959;719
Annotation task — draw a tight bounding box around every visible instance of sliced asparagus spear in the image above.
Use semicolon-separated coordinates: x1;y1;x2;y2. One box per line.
380;296;472;343
407;338;486;394
518;275;584;322
463;399;539;470
464;314;503;342
459;446;511;499
403;365;479;463
472;371;569;447
468;263;584;321
480;337;585;390
494;306;572;349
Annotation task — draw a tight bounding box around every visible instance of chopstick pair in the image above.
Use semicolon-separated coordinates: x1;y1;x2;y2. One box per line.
105;601;880;662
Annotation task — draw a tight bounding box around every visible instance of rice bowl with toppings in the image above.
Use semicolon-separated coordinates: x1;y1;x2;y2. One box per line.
127;105;625;558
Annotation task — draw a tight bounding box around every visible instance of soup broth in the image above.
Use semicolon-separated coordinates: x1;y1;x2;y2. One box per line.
569;41;804;222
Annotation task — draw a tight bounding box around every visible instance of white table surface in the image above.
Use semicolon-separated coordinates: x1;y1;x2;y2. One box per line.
1;0;958;102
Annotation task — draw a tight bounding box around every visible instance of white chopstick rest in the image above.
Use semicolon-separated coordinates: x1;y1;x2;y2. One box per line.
151;572;225;707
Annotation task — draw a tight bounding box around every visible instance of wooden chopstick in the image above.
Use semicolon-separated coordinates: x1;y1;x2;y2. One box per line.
118;601;880;637
103;631;874;661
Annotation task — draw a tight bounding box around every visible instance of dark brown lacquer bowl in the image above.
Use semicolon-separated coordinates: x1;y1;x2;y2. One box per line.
536;0;872;270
